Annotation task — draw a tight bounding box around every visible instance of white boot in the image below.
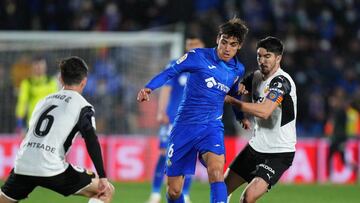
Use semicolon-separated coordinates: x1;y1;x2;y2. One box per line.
146;193;161;203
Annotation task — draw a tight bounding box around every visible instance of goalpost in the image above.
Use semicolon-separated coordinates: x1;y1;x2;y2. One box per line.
0;31;184;134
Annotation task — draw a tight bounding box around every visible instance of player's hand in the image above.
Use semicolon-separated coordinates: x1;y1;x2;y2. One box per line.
157;112;169;124
237;83;248;95
97;178;114;201
137;88;152;102
240;118;251;130
224;95;235;104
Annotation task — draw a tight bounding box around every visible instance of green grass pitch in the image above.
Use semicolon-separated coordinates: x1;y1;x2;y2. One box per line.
2;181;360;203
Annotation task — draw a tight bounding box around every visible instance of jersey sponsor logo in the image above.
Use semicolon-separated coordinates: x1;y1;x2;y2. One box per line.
176;53;188;64
259;163;275;174
205;77;217;88
208;65;217;69
204;77;230;93
25;142;56;153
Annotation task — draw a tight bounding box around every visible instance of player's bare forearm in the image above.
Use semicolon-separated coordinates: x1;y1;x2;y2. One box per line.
157;86;171;123
225;95;276;119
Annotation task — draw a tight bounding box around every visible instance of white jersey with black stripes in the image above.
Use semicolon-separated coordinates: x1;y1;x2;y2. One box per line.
247;68;297;153
14;89;95;177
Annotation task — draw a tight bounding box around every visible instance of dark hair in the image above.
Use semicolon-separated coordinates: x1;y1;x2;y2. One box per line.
256;36;284;55
218;17;249;44
59;56;88;85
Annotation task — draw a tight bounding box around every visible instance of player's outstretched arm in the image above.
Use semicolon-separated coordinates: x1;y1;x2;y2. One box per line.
225;95;278;119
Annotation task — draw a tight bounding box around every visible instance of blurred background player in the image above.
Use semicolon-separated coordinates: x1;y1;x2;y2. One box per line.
147;36;205;203
225;36;297;203
138;18;248;203
0;56;114;203
326;86;357;178
15;56;58;136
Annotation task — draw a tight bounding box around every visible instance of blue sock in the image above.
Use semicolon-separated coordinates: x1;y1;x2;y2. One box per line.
210;182;227;203
182;175;192;196
151;154;166;193
167;193;184;203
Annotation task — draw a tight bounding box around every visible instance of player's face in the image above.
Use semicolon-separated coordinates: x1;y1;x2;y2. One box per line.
185;38;204;51
32;59;47;77
216;35;241;62
257;47;281;77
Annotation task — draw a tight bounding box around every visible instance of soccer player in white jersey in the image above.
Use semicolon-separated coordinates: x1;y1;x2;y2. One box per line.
224;36;297;203
0;56;114;203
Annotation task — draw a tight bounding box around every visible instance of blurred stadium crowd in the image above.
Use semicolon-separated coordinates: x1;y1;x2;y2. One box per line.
0;0;359;138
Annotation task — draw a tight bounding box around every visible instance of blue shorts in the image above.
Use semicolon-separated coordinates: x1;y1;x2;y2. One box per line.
165;123;225;176
158;124;173;149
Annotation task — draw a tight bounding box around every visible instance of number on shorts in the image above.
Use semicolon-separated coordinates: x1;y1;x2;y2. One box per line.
168;143;174;158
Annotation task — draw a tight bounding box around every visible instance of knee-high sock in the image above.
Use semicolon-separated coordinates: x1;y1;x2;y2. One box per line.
210;182;227;203
167;193;184;203
182;175;192;195
152;154;166;193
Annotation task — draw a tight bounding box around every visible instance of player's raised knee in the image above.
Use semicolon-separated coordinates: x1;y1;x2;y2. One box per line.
167;187;182;200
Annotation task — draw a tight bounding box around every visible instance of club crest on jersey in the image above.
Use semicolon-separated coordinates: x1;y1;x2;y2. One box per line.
176;53;188;64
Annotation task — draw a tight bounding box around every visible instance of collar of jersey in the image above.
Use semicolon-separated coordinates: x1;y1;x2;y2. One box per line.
212;47;238;71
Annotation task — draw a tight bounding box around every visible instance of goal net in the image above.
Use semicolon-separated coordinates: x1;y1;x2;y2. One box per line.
0;31;183;135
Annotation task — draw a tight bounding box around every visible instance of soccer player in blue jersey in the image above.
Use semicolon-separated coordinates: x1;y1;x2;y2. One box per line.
137;18;248;203
147;37;205;203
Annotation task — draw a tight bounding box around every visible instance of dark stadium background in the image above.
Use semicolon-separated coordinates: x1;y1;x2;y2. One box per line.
0;1;359;202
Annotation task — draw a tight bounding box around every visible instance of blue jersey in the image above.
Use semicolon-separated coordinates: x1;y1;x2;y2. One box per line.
146;48;245;126
163;60;189;123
